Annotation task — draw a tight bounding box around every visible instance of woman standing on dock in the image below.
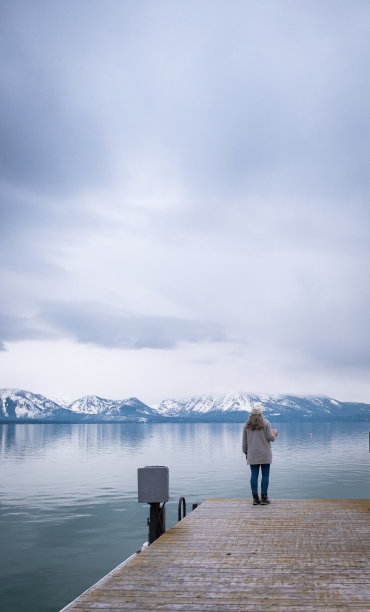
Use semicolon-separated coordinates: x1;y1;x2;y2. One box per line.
242;404;278;505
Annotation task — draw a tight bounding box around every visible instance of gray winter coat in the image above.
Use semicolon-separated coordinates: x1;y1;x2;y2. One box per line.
242;418;275;464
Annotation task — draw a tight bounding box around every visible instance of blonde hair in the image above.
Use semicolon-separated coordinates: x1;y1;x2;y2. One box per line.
246;413;265;430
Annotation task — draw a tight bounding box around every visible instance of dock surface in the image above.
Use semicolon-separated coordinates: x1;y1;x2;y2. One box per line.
63;499;370;611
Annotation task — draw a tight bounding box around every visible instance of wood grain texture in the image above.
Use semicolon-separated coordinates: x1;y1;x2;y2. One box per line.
62;499;370;611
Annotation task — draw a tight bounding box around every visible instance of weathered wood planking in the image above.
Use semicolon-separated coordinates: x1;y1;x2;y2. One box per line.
62;499;370;611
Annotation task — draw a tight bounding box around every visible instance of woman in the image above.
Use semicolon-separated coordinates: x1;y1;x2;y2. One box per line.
242;403;278;505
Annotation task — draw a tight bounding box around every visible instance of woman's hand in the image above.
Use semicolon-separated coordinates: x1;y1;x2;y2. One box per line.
273;429;278;437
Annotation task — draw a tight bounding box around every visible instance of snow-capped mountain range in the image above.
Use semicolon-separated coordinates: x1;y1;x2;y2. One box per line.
66;395;156;419
0;389;157;422
0;389;369;422
156;393;369;421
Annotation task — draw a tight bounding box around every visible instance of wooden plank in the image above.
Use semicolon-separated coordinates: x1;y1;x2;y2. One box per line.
61;499;370;611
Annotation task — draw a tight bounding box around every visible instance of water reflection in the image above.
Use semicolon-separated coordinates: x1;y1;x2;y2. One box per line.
1;422;369;506
0;422;152;459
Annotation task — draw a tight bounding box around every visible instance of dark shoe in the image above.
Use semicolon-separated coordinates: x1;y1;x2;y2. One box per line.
260;494;271;505
252;493;261;505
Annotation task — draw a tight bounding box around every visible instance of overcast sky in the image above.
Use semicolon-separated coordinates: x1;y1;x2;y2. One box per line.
1;0;369;404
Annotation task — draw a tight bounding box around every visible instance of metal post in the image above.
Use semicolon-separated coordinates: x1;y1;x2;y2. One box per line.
148;502;166;544
178;496;186;521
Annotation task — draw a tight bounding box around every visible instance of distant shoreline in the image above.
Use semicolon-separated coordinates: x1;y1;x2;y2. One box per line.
1;416;369;424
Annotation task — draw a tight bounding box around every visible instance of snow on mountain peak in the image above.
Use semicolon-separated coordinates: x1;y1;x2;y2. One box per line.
0;388;63;419
156;393;256;416
67;395;113;414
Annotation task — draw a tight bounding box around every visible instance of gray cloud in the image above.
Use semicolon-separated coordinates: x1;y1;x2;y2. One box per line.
0;303;225;350
0;312;56;346
1;1;368;201
0;3;110;194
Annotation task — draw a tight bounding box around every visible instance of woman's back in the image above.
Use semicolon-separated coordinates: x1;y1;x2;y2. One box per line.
243;418;275;464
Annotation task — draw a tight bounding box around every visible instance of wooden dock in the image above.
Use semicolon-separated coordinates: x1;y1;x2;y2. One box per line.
62;499;370;611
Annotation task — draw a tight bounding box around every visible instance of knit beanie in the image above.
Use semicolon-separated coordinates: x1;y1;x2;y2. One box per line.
250;403;264;414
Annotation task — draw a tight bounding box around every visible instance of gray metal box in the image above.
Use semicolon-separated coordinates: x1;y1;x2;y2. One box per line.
137;466;169;503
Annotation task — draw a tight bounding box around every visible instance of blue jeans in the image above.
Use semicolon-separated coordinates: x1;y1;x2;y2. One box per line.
250;464;270;495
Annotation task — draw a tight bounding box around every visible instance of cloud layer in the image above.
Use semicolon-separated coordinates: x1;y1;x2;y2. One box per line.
1;1;369;401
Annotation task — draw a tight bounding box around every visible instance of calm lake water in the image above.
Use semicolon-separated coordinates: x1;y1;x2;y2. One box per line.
1;421;369;612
